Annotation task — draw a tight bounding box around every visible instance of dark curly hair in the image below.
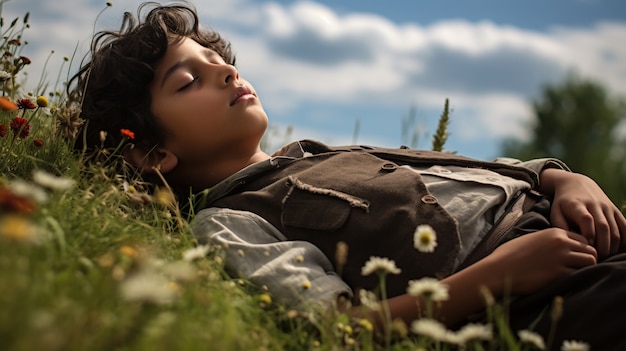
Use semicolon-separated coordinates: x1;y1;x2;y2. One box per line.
68;1;235;153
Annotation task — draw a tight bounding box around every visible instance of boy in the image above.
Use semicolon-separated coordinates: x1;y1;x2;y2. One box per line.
70;2;626;349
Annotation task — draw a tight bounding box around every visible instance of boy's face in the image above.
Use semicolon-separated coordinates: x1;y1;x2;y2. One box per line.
149;37;268;171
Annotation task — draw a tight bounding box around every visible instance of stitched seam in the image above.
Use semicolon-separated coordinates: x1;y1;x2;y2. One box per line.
286;176;370;213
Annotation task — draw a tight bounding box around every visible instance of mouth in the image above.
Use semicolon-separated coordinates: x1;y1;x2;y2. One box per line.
230;86;256;106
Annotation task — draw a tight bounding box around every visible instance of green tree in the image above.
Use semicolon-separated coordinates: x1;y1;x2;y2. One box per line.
501;75;626;205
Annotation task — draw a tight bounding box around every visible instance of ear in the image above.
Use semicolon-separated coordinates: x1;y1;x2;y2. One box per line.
123;146;178;174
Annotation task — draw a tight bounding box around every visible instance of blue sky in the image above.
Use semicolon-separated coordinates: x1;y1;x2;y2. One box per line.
3;0;626;160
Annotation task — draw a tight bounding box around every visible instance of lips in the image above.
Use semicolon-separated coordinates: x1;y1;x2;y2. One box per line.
230;86;255;106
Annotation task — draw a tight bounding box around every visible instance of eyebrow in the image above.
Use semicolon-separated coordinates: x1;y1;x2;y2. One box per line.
159;48;219;89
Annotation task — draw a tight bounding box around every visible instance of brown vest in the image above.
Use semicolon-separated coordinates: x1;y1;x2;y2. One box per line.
203;140;539;298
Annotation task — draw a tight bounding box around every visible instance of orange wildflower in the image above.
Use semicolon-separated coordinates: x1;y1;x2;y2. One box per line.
0;187;36;214
0;97;18;111
120;128;135;140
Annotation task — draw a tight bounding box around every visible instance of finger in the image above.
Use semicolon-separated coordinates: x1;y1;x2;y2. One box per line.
615;210;626;251
604;207;621;256
550;204;571;232
570;203;595;243
566;232;598;260
565;251;598;269
588;205;610;258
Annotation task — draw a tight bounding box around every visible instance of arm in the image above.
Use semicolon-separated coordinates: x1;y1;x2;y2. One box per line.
538;168;626;258
192;207;353;308
349;228;597;329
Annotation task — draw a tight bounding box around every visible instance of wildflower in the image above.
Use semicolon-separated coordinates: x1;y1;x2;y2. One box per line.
561;340;590;351
0;70;11;81
358;289;380;311
120;128;135;140
19;56;31;65
55;102;84;140
182;245;210;261
10;117;30;138
361;256;401;276
0;124;6;137
551;295;563;322
36;96;48;107
99;131;107;143
414;224;437;253
119;245;138;258
358;318;373;332
33;139;43;147
9;179;48;204
259;293;272;305
407;277;449;302
392;319;409;338
161;261;196;282
518;330;546;350
16;98;36;110
335;241;348;269
410;318;449;342
120;272;178;305
456;323;492;344
154;186;176;208
0;215;44;243
0;96;18;111
0;187;35;214
32;170;75;191
9;39;20;45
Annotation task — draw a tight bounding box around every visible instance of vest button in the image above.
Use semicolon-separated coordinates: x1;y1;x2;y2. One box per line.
381;163;397;171
421;194;438;204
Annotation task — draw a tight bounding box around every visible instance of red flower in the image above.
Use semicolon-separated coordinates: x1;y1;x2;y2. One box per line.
10;117;30;138
19;56;31;65
8;39;20;45
33;139;43;147
17;98;36;110
0;124;6;137
0;187;35;214
120;128;135;140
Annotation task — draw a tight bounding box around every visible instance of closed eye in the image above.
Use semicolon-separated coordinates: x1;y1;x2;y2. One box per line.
178;76;199;91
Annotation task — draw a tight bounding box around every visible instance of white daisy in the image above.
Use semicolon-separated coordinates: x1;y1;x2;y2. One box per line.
561;340;590;351
518;329;546;350
32;170;75;191
361;256;401;276
182;245;210;261
456;323;493;344
414;224;437;253
407;277;449;302
410;318;449;342
358;289;380;311
120;272;177;305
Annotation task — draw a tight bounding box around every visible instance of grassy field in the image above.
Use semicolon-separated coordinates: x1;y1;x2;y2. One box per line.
0;5;589;351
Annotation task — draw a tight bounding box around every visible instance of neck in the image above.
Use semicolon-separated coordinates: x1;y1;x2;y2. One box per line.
169;148;271;192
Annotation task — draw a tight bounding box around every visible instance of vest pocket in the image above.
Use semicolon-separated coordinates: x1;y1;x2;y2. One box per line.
281;176;369;231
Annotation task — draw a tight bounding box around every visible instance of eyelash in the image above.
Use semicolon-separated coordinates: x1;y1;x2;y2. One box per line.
178;76;199;91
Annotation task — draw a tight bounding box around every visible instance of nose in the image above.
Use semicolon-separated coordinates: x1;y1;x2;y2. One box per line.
222;64;239;86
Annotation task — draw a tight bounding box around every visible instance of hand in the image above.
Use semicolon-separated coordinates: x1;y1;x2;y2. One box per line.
539;168;626;259
486;228;597;296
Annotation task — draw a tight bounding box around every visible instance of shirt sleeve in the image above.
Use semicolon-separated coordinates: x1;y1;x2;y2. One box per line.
493;157;571;176
192;207;353;309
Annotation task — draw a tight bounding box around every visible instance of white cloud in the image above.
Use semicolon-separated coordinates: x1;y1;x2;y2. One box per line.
2;0;625;155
